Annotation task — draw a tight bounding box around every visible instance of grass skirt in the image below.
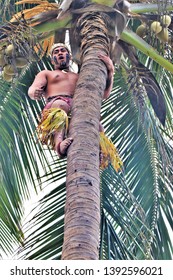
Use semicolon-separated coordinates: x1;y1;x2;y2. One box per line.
99;132;122;172
37;108;68;149
37;108;122;171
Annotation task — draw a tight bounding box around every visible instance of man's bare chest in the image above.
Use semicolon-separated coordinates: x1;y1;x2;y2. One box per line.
48;71;75;84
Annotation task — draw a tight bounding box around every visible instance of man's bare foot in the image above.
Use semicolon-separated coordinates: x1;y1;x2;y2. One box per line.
56;138;73;158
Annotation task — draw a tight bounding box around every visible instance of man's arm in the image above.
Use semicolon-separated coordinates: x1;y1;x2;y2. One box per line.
28;70;47;100
98;54;114;99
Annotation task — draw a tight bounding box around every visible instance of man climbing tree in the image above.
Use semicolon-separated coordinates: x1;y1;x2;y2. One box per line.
28;38;122;259
28;43;77;157
28;43;119;164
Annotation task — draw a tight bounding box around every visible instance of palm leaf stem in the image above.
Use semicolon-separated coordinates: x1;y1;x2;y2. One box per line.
121;29;173;74
32;16;72;34
130;3;173;14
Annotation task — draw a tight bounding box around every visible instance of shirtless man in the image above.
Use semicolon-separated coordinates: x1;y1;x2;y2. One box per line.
28;43;114;157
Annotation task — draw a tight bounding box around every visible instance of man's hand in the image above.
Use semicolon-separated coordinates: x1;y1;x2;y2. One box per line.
34;89;45;100
98;53;114;99
28;70;47;100
98;53;114;74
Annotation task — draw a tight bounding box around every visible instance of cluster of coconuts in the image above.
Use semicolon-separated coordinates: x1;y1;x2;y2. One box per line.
0;43;28;82
136;15;172;43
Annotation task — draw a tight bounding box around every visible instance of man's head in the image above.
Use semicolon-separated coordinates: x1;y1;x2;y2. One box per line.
50;43;71;70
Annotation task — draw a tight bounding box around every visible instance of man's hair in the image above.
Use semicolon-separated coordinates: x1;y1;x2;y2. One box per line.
50;43;71;56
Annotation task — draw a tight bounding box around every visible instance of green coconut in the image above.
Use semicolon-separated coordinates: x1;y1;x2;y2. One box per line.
157;28;169;42
15;57;28;68
5;44;15;57
160;15;172;27
136;24;147;38
0;54;6;67
3;64;16;75
2;71;13;82
150;21;162;34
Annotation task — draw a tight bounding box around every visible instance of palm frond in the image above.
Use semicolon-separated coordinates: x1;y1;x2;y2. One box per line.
15;64;173;260
0;57;56;255
100;66;173;259
17;164;67;259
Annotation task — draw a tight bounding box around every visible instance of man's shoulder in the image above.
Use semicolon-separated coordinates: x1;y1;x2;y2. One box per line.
68;70;78;77
40;69;52;74
36;69;53;77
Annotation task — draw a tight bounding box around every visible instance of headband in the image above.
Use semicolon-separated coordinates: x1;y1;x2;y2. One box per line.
50;43;71;56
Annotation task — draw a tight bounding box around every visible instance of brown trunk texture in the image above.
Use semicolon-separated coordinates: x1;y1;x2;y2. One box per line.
61;12;110;260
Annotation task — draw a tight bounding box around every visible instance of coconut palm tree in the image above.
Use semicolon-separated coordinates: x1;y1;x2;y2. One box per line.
0;0;173;260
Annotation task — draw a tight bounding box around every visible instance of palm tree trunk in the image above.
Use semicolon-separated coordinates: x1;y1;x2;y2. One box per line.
61;12;110;260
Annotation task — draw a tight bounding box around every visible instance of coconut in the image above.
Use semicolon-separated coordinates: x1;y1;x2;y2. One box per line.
5;44;15;57
136;24;147;38
15;57;28;68
150;21;162;34
2;71;13;82
160;15;172;27
157;28;169;42
0;54;6;67
3;64;16;75
0;48;6;66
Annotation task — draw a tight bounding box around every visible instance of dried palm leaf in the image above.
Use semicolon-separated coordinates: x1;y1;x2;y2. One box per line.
100;131;123;171
42;35;55;56
11;3;59;24
15;0;49;5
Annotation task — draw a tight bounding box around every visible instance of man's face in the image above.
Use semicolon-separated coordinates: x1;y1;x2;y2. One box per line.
52;47;70;69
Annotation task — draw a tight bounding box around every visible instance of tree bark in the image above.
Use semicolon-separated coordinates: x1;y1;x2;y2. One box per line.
61;12;110;260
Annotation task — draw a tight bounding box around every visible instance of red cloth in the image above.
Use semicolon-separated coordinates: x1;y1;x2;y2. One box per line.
44;95;73;110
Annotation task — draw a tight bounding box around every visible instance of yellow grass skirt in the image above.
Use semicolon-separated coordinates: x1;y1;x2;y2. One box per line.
37;108;122;171
37;108;68;149
99;132;122;172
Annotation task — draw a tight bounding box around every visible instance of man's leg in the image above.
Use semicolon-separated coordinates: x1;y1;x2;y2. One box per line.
54;130;73;157
50;99;73;157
